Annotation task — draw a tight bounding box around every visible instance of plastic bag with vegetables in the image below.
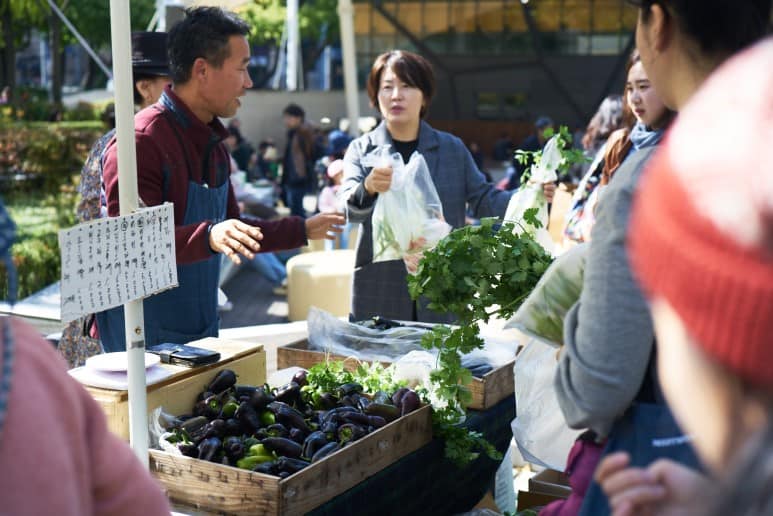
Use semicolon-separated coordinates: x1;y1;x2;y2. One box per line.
505;243;588;347
504;134;564;255
360;146;451;269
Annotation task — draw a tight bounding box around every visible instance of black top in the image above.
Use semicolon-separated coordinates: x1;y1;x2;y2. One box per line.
392;139;418;164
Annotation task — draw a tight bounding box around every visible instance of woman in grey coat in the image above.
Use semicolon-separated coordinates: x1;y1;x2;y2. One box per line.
341;50;512;323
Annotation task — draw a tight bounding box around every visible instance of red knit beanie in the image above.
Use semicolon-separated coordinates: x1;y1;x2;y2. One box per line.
629;38;773;390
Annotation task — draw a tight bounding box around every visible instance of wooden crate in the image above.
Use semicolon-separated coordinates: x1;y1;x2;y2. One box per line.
277;339;514;410
84;338;266;440
150;404;433;515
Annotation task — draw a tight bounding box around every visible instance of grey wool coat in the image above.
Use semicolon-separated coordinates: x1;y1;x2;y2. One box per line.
341;120;512;323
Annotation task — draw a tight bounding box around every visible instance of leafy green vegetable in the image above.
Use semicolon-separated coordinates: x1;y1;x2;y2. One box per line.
408;217;554;466
306;360;406;396
516;125;589;184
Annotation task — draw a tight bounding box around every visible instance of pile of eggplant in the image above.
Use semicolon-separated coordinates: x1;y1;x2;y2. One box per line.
164;368;421;478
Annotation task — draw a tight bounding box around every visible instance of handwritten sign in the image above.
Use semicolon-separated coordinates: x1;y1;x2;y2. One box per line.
59;203;178;323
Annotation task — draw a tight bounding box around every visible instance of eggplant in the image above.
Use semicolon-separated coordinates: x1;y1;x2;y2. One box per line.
337;423;367;444
311;441;340;463
180;415;210;444
253;461;278;475
203;394;224;419
196;390;214;403
364;403;400;422
264;423;289;438
234;385;258;400
223;436;245;460
278;471;291;479
224;418;243;436
178;443;199;458
235;401;262;432
318;392;337;410
336;382;363;398
392;387;410;407
340;411;369;426
302;431;328;459
204;419;226;439
274;381;300;405
289;427;305;444
261;437;303;459
276;457;310;475
367;415;387;429
321;420;338;436
208;369;237;394
249;387;275;411
400;390;421;416
271;403;311;434
320;406;358;426
197;437;222;462
292;369;308;387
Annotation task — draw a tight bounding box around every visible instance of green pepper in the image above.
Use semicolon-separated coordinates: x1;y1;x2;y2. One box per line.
221;400;239;418
243;436;260;449
260;410;276;426
248;443;270;457
236;454;274;470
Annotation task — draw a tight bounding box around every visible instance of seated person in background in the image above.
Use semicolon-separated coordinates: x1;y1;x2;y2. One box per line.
598;38;773;515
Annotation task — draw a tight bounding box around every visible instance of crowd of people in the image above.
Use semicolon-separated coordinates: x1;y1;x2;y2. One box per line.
0;1;771;514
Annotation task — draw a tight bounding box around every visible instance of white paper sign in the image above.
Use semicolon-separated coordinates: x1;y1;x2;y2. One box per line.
58;203;178;323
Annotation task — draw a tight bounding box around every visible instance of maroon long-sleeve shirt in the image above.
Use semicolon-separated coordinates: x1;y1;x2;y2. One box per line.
103;86;306;264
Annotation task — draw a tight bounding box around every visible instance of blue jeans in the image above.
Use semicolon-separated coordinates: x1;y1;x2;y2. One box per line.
324;222;352;251
247;252;287;287
285;184;307;218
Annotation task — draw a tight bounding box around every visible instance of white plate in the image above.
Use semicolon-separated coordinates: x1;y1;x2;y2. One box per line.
85;351;161;373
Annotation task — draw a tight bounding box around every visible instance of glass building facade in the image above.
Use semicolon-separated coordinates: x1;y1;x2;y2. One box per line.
351;0;638;127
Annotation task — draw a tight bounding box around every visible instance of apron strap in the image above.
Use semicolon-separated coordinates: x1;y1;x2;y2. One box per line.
155;106;197;185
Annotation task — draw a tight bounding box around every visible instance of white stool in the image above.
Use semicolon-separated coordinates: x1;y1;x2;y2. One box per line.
286;249;355;321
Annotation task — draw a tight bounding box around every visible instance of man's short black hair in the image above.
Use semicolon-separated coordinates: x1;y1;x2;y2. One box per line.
283;103;305;119
167;6;250;84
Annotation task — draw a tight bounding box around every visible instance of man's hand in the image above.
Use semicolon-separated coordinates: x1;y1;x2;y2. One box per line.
543;182;557;203
364;166;393;195
209;219;263;264
305;212;346;240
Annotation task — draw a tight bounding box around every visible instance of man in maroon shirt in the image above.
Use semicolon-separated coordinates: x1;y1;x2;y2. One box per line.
100;7;343;351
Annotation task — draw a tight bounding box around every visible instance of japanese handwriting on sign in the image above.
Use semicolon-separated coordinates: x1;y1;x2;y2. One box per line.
58;203;178;323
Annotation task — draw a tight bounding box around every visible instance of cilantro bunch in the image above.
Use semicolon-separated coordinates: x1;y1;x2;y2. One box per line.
408;215;553;466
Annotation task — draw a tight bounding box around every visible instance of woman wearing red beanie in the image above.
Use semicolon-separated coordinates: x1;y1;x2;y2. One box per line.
549;0;772;513
596;37;773;516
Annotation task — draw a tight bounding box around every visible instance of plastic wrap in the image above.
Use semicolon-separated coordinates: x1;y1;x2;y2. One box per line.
361;146;451;267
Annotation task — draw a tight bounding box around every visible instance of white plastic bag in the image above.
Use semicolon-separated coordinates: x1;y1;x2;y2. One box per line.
504;135;563;255
511;338;580;471
505;243;588;347
361;146;451;265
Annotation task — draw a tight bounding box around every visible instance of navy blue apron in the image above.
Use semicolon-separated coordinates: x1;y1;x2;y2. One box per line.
97;111;228;352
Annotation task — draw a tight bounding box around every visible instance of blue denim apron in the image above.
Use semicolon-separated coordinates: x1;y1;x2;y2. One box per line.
97;110;228;352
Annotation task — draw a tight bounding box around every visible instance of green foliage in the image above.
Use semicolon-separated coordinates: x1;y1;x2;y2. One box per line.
306;360;406;395
0;122;102;300
241;0;340;46
0;193;65;300
62;0;156;49
515;125;589;183
407;217;554;466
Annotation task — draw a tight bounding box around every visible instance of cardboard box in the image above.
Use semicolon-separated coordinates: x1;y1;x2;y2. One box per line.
83;337;266;440
277;338;514;410
528;469;571;498
150;404;433;515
